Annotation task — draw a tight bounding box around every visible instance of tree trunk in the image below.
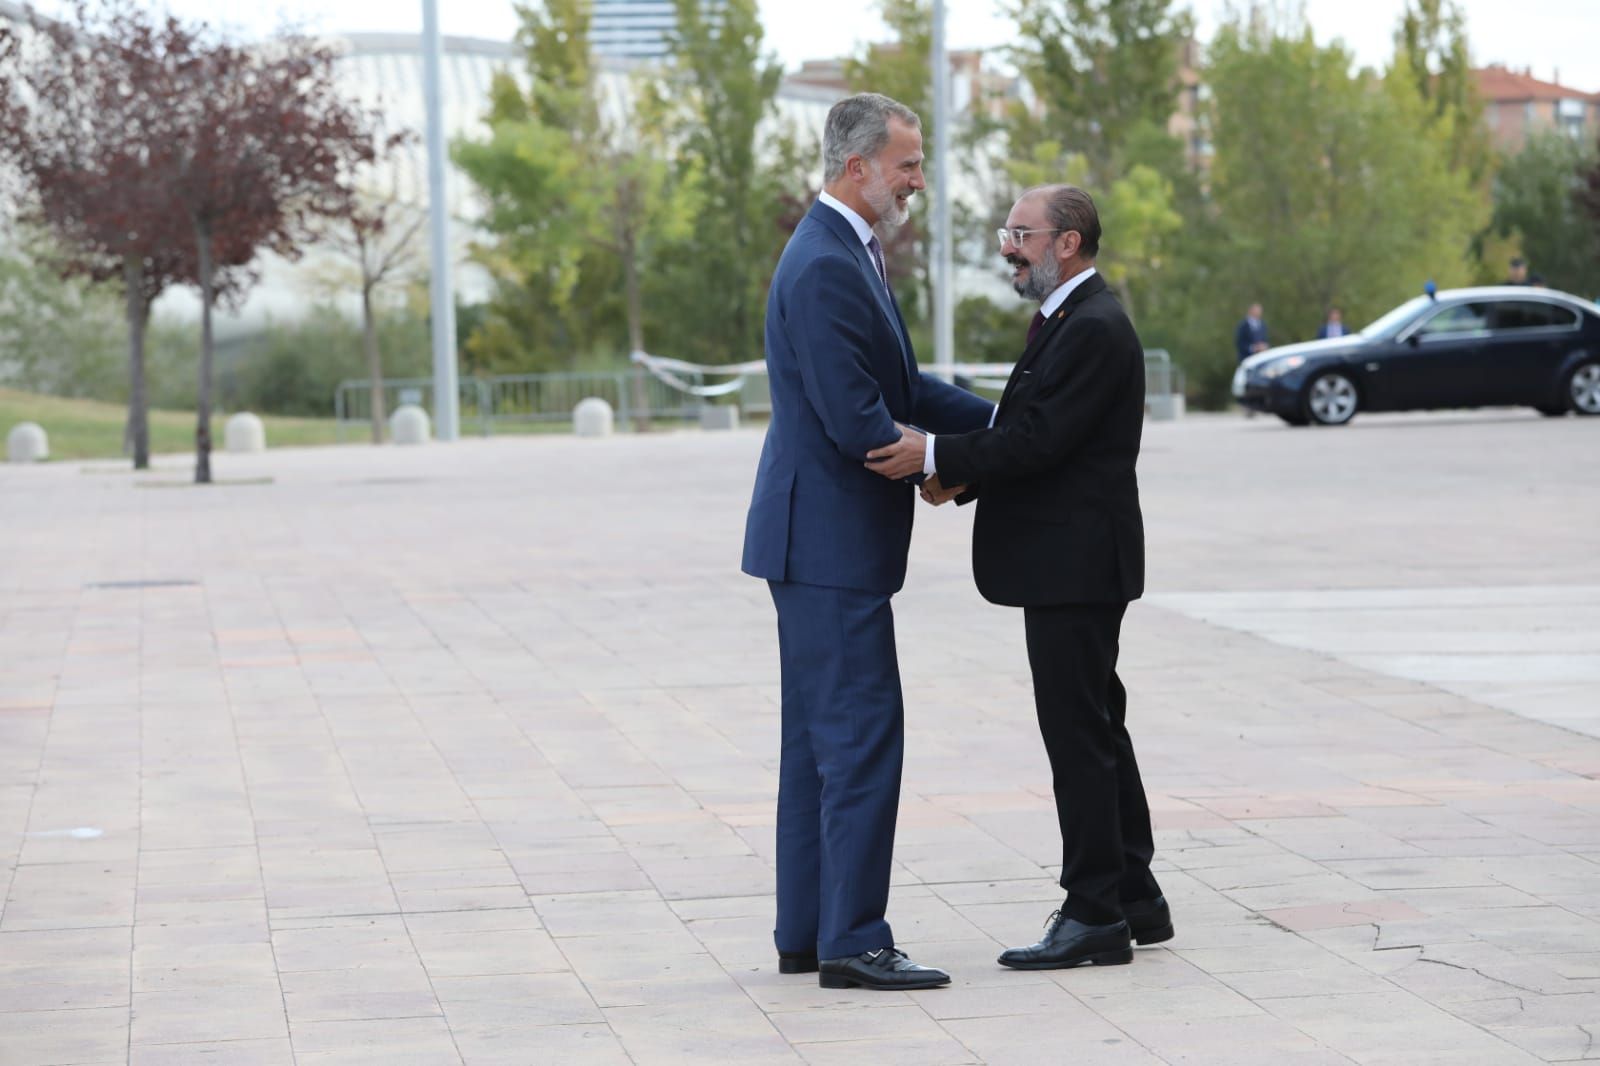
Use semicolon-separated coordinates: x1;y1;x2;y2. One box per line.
362;282;386;444
194;220;215;485
621;234;651;432
123;255;151;471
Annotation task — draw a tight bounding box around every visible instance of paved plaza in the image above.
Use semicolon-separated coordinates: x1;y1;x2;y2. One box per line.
1;409;1598;1065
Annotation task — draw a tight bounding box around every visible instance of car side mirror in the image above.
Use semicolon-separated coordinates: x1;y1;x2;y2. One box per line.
1406;333;1420;347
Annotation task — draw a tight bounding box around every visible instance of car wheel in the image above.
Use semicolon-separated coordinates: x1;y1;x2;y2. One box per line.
1303;370;1359;426
1568;360;1600;416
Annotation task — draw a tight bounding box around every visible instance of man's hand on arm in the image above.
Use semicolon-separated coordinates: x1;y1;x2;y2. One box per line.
919;474;967;506
864;423;927;480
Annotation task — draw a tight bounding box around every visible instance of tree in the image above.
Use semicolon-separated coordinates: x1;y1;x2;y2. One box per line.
1004;0;1194;188
986;0;1191;328
842;0;936;320
156;27;375;482
1493;132;1600;296
1583;136;1600;281
0;1;237;469
318;122;424;443
0;235;127;399
1193;18;1486;401
656;0;791;365
455;1;696;378
1394;0;1491;182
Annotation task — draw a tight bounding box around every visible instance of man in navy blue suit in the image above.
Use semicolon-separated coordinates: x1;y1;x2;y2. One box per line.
1235;302;1269;362
741;93;994;991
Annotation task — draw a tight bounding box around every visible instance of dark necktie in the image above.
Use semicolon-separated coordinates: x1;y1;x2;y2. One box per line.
866;235;889;292
1026;310;1046;346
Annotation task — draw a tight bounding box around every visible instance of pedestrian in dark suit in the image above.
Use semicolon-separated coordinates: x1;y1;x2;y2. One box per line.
741;93;995;991
866;184;1172;971
1316;307;1346;340
1235;303;1269;362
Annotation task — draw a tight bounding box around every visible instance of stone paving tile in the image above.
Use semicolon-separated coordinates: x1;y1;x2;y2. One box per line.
0;1006;131;1066
4;416;1600;1063
128;979;290;1046
127;1039;295;1066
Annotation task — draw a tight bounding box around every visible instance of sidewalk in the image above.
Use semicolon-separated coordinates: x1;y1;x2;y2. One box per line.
1;411;1597;1064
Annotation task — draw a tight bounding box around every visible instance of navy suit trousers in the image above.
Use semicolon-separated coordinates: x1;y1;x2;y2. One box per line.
768;580;903;959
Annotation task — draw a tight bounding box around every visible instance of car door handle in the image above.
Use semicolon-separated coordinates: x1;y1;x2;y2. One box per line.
1365;363;1380;371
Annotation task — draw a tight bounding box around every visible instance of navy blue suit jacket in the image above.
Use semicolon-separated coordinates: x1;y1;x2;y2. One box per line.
1235;317;1268;362
742;201;994;595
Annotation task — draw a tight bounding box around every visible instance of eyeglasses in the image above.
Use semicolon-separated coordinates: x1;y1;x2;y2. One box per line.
996;226;1063;250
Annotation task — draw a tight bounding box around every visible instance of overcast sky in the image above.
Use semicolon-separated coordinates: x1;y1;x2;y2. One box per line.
31;0;1600;91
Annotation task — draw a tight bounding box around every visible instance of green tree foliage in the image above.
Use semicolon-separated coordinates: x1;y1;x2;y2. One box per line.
988;0;1190;332
1491;132;1600;297
221;303;432;417
843;0;936;324
644;0;794;365
0;240;126;399
454;0;696;371
1005;0;1194;187
1190;20;1486;401
1394;0;1491;181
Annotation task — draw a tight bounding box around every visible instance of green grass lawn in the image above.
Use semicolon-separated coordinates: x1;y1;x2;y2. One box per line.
0;388;349;461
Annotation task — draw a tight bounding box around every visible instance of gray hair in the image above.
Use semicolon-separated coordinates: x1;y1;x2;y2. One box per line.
822;93;920;183
1025;184;1102;259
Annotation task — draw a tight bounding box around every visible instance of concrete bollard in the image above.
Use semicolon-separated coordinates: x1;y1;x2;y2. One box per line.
390;404;431;445
573;397;614;438
6;422;48;463
1146;394;1186;422
699;406;740;431
224;412;266;453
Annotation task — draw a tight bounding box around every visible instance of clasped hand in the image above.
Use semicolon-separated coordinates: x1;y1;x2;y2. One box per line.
865;423;965;505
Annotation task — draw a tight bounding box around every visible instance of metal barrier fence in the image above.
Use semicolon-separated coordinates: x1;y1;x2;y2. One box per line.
333;369;707;438
335;351;1187;436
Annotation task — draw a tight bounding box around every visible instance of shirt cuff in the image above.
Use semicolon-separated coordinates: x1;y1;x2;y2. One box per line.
923;434;936;477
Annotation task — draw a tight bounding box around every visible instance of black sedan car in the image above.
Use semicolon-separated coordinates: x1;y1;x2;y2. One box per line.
1232;286;1600;426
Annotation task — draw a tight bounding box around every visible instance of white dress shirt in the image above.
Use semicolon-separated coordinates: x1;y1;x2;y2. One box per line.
925;267;1097;476
818;191;876;259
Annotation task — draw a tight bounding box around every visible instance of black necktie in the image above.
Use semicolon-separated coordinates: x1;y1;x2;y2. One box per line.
1026;310;1046;346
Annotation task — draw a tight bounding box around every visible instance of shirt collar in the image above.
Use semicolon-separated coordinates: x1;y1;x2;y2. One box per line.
818;190;875;248
1039;266;1097;319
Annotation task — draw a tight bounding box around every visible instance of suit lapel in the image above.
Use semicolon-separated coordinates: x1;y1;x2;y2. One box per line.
808;202;912;388
998;273;1107;415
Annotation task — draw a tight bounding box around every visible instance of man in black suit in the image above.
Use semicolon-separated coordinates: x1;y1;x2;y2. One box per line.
865;184;1171;970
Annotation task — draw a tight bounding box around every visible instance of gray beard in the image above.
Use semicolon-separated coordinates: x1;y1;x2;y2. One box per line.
1012;252;1061;302
863;169;910;228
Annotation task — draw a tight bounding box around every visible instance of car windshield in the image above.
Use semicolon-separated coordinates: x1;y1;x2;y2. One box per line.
1359;296;1434;339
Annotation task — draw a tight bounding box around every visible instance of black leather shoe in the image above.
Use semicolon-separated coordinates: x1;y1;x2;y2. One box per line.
1122;896;1175;945
778;951;818;974
818;947;950;990
997;910;1133;970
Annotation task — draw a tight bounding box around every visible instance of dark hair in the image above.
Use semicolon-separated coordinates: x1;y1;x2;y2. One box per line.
1026;184;1101;259
1510;257;1527;268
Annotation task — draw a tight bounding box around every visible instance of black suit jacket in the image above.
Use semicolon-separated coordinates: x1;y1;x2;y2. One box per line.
934;273;1145;608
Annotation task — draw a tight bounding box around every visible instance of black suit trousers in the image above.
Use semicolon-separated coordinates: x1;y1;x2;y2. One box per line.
1022;603;1161;924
